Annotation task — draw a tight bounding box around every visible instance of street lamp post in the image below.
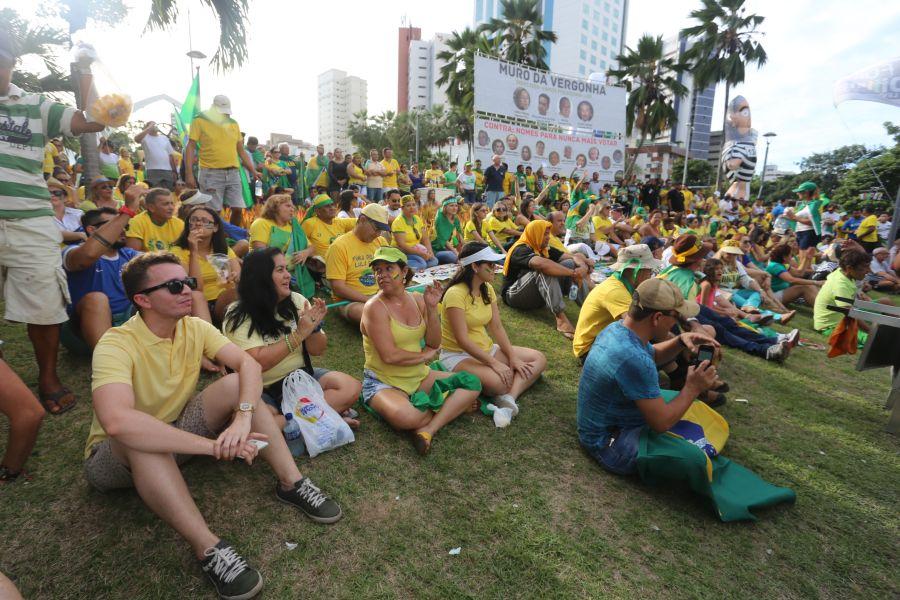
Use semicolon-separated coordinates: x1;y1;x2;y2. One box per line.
757;132;777;200
681;124;694;187
186;50;206;79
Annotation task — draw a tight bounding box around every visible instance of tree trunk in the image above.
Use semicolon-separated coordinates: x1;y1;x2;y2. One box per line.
714;84;730;193
71;63;100;183
625;134;646;181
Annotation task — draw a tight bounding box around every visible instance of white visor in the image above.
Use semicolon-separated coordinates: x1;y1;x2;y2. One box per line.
459;246;507;266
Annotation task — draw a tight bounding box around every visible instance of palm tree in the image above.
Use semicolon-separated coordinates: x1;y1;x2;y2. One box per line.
145;0;251;72
607;35;688;180
2;8;71;95
477;0;558;70
435;28;496;154
680;0;767;191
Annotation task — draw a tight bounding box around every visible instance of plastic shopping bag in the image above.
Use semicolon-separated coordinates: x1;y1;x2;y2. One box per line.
281;369;354;457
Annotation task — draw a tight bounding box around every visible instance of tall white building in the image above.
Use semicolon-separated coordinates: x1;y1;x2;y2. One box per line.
474;0;628;78
318;69;367;152
407;33;451;111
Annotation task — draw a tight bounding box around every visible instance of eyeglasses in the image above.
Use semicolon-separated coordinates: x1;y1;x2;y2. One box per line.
99;185;114;190
135;277;198;297
92;220;113;228
50;190;67;197
189;218;215;227
494;208;508;213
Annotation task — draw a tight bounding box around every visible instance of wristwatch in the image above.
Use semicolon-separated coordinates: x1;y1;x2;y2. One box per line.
235;402;255;414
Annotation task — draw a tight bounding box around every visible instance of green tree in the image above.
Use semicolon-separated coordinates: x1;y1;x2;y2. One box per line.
435;28;497;156
348;110;391;155
798;144;870;193
145;0;252;72
607;35;688;179
680;0;767;191
476;0;558;70
833;148;899;212
1;8;71;95
670;157;716;187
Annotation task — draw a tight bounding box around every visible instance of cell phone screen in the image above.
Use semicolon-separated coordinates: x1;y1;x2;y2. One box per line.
697;346;715;364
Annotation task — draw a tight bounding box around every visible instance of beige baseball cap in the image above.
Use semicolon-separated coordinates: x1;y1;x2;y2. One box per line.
212;95;232;115
635;278;699;319
360;203;390;231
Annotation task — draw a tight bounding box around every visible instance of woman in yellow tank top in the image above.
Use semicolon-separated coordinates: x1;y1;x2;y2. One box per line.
361;247;481;455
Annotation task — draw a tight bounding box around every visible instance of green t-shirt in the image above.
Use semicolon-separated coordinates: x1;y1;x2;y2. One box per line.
813;269;858;332
657;266;702;300
765;262;791;293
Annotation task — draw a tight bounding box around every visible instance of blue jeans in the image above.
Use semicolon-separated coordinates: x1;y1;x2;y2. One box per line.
731;288;761;309
485;190;504;208
463;189;476;204
435;250;458;265
368;187;383;202
405;253;438;270
697;304;775;357
587;425;645;475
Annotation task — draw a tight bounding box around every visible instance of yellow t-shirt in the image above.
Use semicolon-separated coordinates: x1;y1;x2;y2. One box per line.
170;246;238;302
118;158;135;177
391;214;424;246
223;292;311;386
325;231;385;299
86;315;231;456
463;219;484;243
424;169;444;187
503;172;516;195
126;212;185;252
856;215;879;242
474;170;484;188
592;215;613;242
249;218;292;250
188;115;241;169
348;163;366;185
440;283;496;353
43;142;58;174
301;216;356;257
381;158;400;188
572;276;633;357
483;215;517;244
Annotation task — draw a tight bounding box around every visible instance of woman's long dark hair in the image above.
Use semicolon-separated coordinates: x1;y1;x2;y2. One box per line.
223;248;299;339
442;242;492;305
174;206;229;254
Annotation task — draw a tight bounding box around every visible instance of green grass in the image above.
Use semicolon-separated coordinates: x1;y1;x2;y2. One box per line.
1;298;898;599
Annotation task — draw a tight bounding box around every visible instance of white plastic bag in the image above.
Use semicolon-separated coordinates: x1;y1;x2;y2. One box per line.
281;369;354;457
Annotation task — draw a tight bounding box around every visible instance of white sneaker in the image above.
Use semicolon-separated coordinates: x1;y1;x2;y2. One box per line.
494;394;519;417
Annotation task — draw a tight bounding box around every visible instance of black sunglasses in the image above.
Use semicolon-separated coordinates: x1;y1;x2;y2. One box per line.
50;190;67;197
135;277;198;297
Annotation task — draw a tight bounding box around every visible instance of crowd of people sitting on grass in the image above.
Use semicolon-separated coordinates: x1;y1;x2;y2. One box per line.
3;44;899;598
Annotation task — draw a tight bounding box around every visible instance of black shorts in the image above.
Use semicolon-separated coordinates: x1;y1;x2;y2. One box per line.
860;240;882;254
796;229;820;250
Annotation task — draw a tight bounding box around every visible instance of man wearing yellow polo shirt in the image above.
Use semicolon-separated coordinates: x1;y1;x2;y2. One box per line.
380;147;400;190
325;203;390;324
84;252;342;599
301;194;357;260
184;95;259;227
572;245;661;363
855;205;881;254
125;188;185;252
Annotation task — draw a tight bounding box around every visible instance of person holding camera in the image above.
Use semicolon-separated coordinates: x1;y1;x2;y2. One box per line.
576;278;719;475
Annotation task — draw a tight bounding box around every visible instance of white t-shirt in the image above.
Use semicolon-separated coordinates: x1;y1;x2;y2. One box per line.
458;173;476;191
871;257;892;275
877;220;892;240
99;151;118;166
54;207;83;232
821;210;840;235
794;205;813;232
141;134;176;171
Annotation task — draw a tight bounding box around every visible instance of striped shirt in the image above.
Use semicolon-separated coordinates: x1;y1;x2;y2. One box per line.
0;84;76;218
722;141;756;183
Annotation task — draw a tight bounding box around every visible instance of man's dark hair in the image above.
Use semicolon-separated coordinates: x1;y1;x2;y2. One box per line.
81;207;117;230
52;166;68;178
247;136;258;145
385;188;401;199
839;249;869;272
627;291;658;321
145;187;170;205
122;252;182;301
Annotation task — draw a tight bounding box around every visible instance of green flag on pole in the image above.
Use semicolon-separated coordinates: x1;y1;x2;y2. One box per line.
174;74;200;143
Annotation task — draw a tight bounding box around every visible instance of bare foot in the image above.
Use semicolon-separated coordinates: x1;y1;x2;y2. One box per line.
466;398;480;413
780;310;796;325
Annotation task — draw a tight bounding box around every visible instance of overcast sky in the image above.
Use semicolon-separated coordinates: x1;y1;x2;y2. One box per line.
10;0;900;169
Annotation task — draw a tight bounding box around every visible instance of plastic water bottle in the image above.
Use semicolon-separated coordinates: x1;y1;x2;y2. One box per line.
568;282;579;301
254;179;263;198
282;413;306;457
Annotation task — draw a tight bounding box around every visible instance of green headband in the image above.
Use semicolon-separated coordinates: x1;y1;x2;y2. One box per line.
441;196;460;208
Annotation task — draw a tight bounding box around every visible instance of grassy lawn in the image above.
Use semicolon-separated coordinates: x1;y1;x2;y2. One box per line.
1;297;898;599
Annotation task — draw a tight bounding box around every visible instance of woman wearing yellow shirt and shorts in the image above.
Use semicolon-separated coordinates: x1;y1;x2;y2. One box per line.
440;242;546;416
360;247;481;455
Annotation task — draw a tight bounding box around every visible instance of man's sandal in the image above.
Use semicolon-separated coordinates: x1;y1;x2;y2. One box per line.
412;431;432;456
38;387;77;416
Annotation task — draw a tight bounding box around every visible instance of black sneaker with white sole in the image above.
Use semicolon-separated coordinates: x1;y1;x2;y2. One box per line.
200;540;263;600
276;477;343;523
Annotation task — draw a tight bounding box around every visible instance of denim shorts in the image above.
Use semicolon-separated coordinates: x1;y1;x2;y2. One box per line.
261;367;330;410
586;425;645;475
796;229;820;250
361;369;399;406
